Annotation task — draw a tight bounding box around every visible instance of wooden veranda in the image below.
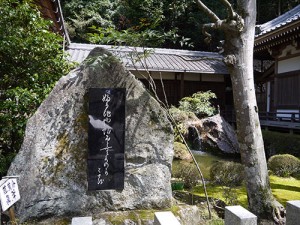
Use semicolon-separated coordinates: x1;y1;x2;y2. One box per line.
222;110;300;134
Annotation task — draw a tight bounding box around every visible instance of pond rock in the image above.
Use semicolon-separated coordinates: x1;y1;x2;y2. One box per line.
201;114;239;154
185;114;239;154
8;48;174;221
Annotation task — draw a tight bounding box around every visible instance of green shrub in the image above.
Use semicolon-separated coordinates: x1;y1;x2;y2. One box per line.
210;161;244;187
169;106;198;123
174;142;191;160
178;91;217;118
268;154;300;177
169;107;197;143
0;152;16;177
172;162;199;189
263;131;300;157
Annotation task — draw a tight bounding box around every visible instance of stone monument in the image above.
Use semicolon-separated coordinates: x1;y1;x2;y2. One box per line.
8;48;174;222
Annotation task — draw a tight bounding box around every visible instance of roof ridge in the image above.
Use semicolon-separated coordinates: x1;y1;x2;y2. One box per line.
68;43;222;57
256;4;300;36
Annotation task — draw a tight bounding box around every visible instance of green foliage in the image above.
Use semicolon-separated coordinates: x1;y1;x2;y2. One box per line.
262;131;300;157
179;91;217;118
88;25;182;48
168;106;198;143
173;141;191;160
222;186;239;206
61;0;300;50
169;106;198;123
0;0;71;175
61;0;200;49
210;161;244;187
0;152;16;177
268;154;300;177
172;162;199;189
61;0;117;42
257;0;300;24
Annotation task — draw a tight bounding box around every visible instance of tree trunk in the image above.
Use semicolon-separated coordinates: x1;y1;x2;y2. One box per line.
223;0;284;221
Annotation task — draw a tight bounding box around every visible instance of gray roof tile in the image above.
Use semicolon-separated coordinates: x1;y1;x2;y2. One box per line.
67;43;229;74
256;4;300;37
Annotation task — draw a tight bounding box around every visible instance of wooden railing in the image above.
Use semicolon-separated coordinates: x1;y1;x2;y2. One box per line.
221;110;300;131
259;111;300;122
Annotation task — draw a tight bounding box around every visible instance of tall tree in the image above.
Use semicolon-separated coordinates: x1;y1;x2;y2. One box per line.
0;0;71;175
195;0;285;222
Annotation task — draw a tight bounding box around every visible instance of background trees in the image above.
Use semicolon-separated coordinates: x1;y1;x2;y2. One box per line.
61;0;300;50
0;0;71;175
257;0;300;24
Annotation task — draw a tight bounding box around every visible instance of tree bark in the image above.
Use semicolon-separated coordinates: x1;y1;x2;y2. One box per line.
197;0;285;222
222;0;284;222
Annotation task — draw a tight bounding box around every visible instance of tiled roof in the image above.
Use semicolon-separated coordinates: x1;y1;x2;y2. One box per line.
256;4;300;37
67;43;229;74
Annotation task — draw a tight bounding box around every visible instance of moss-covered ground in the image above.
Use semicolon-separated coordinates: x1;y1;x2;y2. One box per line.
193;175;300;208
174;148;300;208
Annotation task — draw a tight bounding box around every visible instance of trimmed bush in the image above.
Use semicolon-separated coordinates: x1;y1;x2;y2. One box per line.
268;154;300;177
210;161;244;187
263;131;300;157
173;142;192;161
172;162;199;189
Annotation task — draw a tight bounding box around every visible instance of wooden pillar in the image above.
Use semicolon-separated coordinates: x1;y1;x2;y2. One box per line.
180;72;185;99
175;73;179;104
273;57;279;112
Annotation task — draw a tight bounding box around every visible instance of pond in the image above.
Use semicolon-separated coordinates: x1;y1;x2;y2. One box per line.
172;150;240;179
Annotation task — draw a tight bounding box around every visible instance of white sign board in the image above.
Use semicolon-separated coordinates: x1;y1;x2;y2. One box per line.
0;178;20;211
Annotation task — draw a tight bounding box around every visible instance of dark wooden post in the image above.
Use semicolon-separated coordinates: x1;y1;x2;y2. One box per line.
180;72;185;99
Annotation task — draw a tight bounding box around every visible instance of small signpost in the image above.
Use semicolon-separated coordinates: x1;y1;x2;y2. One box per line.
87;88;126;191
0;176;20;225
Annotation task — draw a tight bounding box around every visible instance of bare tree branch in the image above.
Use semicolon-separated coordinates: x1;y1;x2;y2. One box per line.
195;0;220;22
201;21;224;44
220;0;236;19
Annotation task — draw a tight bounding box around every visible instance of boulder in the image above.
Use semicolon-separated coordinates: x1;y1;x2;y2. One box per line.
200;114;239;154
8;48;174;221
184;114;239;154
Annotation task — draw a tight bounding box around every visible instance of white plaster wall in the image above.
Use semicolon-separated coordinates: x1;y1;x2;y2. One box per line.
278;56;300;74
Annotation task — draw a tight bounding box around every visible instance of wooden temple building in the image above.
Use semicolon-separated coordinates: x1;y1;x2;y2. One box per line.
36;0;300;132
254;4;300;132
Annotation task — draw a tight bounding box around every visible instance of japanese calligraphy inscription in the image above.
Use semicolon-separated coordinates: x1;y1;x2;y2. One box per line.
87;88;125;190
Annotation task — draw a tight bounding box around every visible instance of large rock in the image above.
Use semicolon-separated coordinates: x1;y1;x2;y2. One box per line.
200;114;239;154
8;48;174;221
184;114;239;154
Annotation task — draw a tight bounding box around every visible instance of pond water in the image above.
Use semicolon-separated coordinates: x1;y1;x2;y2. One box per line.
172;150;240;179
